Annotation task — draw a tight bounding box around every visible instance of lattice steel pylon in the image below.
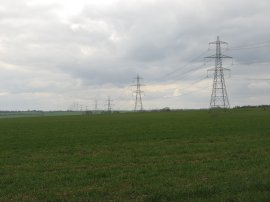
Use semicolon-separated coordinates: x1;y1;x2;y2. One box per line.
106;97;112;113
133;75;144;111
94;100;98;111
205;36;232;109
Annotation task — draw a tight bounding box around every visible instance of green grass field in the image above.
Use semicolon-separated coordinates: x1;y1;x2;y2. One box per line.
0;109;270;201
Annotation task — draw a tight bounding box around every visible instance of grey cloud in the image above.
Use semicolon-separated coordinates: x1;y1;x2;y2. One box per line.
0;0;269;110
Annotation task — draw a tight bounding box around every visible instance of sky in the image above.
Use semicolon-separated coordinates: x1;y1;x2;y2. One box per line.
0;0;269;111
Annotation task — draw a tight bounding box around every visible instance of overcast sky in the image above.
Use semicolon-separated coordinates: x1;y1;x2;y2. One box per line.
0;0;269;110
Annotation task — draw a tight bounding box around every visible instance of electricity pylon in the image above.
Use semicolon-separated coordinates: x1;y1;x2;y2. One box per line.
106;97;113;113
133;75;144;111
94;100;98;112
205;36;232;109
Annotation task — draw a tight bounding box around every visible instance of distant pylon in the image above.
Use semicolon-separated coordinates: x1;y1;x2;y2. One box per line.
106;97;113;113
133;75;144;111
94;100;98;111
205;36;232;109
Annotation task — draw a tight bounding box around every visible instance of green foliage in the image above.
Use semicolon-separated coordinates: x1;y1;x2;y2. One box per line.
0;110;270;201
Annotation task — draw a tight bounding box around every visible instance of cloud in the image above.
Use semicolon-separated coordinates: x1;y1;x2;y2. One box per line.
0;0;269;110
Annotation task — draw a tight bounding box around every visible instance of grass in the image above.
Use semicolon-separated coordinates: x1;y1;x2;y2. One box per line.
0;111;84;118
0;109;270;201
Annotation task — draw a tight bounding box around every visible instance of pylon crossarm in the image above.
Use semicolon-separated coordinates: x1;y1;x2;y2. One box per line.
209;40;228;45
220;54;232;58
205;54;217;59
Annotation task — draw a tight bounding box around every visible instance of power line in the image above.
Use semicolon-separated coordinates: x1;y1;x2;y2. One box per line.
227;41;270;51
163;62;209;82
157;42;270;83
155;49;210;81
229;76;270;81
123;40;270;110
173;77;207;94
163;41;270;80
147;59;212;88
232;61;270;66
157;41;270;82
175;76;209;97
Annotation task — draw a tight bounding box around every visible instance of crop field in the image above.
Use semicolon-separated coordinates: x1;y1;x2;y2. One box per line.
0;109;270;201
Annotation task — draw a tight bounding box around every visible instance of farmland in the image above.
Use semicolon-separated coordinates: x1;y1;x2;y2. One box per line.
0;109;270;201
